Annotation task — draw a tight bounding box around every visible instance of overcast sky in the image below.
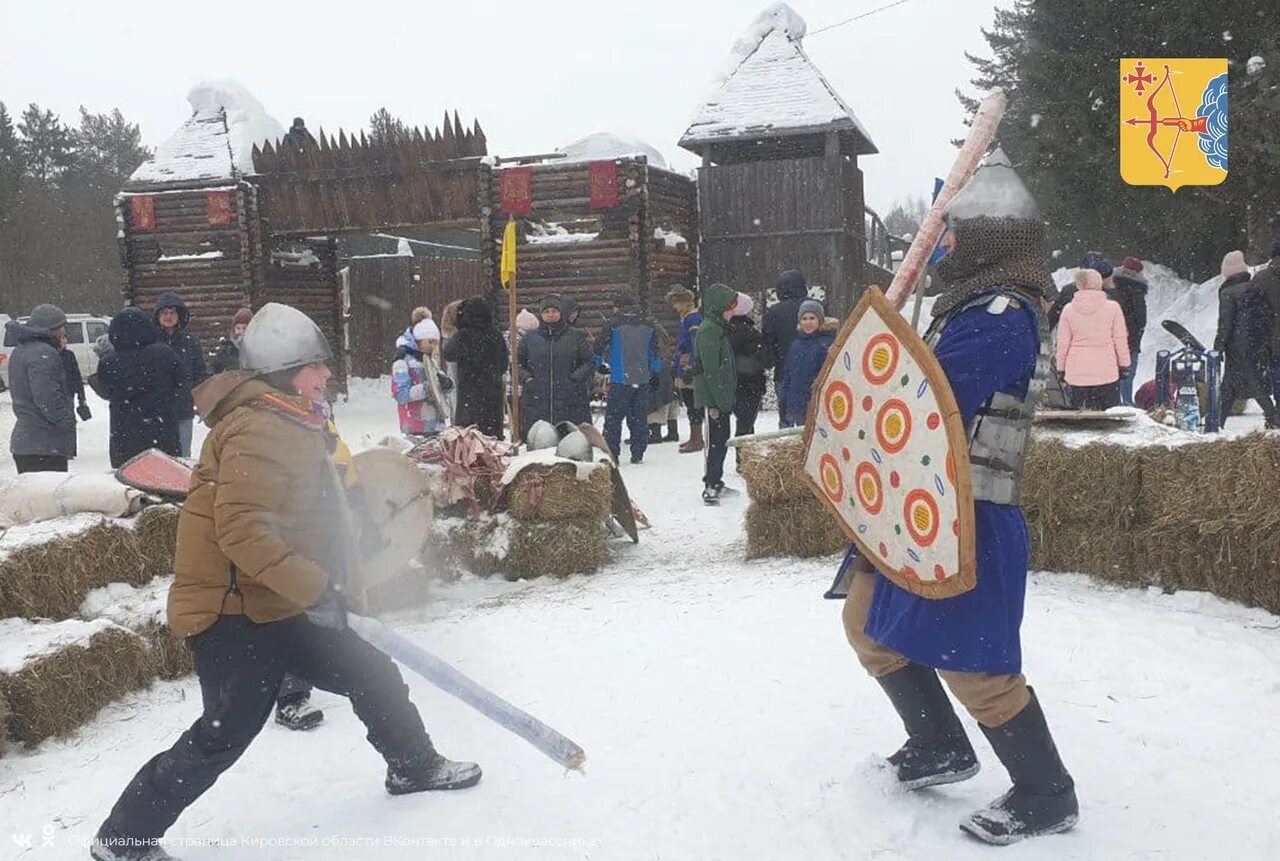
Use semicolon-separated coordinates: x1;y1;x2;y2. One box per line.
1;0;1005;213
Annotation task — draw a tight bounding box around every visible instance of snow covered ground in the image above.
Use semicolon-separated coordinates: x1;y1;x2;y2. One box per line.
2;379;1280;859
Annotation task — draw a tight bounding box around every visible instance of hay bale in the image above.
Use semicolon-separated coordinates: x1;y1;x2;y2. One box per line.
1022;438;1143;530
505;518;607;579
508;464;612;522
443;514;607;579
1026;516;1146;585
746;497;847;559
738;436;810;505
138;622;193;680
0;519;151;621
134;504;180;579
0;624;154;747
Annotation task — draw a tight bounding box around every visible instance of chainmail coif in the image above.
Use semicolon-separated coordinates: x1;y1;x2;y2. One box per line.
931;216;1057;319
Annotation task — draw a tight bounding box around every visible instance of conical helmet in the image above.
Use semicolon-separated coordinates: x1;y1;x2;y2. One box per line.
947;147;1040;222
239;302;333;374
526;420;560;451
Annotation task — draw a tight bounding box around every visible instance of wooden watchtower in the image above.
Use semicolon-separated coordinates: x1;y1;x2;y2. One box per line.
679;5;879;316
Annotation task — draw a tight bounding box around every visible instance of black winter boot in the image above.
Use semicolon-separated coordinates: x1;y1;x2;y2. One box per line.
386;752;482;795
960;689;1079;845
876;663;980;790
648;423;664;444
665;420;680;442
275;693;324;731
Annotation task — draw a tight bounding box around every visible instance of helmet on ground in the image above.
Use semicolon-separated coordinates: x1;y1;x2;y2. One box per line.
239;302;333;374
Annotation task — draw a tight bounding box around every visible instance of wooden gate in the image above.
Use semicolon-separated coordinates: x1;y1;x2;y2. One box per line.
346;255;485;378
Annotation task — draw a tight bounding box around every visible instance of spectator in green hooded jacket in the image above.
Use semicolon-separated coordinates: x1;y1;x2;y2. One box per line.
693;283;738;503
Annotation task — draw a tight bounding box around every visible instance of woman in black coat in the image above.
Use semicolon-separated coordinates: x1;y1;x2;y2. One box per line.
441;297;508;438
517;295;595;439
1214;251;1279;428
96;307;188;467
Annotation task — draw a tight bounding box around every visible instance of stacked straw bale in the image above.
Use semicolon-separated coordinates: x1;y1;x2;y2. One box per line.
1022;433;1280;614
442;514;608;580
739;437;846;559
508;463;613;522
0;519;151;620
0;624;154;747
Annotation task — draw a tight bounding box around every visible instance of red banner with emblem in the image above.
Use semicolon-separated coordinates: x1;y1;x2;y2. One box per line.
206;190;234;226
499;167;534;215
128;196;156;231
588;160;618;209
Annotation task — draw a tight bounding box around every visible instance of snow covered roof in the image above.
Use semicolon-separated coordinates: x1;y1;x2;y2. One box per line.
679;4;876;155
556;132;668;169
126;80;285;191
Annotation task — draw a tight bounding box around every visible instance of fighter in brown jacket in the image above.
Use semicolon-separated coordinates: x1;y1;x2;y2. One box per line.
92;304;480;861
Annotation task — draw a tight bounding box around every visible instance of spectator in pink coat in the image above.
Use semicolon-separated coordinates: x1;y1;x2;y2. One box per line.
1055;269;1131;410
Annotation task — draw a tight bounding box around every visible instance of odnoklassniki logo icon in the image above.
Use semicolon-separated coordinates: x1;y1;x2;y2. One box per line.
1120;58;1228;191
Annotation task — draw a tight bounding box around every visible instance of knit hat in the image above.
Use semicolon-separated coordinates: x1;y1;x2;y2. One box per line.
1221;250;1248;279
411;306;432;325
233;307;253;326
1120;256;1143;272
1074;269;1104;291
798;299;824;320
412;318;441;342
516;309;540;332
1271;239;1280;259
28;303;66;331
1080;252;1114;278
732;292;755;317
539;295;564;314
665;284;695;304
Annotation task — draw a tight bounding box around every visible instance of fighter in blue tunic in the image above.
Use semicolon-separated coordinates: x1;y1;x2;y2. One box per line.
837;152;1079;845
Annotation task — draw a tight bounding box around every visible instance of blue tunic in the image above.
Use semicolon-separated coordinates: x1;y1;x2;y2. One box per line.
862;293;1039;674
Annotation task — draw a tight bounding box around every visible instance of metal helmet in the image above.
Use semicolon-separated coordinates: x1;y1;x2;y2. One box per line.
554;430;592;462
526;420;560;451
238;302;333;374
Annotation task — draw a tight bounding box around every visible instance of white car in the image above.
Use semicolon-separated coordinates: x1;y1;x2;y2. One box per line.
0;313;112;391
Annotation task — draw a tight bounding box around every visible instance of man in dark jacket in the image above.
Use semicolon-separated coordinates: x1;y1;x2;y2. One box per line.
517;295;594;440
726;295;771;440
595;294;662;463
1253;239;1280;403
442;297;508;439
5;304;76;473
153;292;208;456
1215;250;1279;428
208;308;253;374
762;269;810;428
1110;257;1148;405
98;307;188;468
560;297;593;425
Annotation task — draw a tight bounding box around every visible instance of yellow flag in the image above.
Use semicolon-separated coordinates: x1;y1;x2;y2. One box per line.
1119;58;1228;192
500;217;517;289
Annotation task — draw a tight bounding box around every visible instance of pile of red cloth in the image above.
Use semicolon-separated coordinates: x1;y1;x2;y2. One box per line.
408;427;514;517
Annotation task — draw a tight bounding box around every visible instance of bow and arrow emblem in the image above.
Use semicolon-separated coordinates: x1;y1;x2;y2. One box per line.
1124;63;1209;179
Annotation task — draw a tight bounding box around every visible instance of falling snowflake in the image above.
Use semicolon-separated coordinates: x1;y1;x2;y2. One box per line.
1030;113;1042;128
1222;30;1233;42
1091;97;1104;112
1247;56;1266;75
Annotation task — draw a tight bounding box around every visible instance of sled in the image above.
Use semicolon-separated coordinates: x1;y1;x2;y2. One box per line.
1033;409;1136;425
114;449;194;500
1162;319;1207;353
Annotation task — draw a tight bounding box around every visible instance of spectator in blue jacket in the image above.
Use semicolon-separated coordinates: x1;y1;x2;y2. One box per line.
780;299;838;427
595;294;662;464
666;285;704;452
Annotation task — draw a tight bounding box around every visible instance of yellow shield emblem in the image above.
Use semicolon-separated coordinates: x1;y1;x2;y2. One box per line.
1120;58;1228;192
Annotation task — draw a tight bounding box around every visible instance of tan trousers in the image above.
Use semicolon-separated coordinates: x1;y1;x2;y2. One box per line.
842;567;1031;728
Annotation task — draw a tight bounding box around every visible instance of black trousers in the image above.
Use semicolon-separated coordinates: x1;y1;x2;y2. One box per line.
679;387;704;426
702;410;732;488
1072;383;1119;411
101;614;433;842
14;454;68;473
734;387;763;439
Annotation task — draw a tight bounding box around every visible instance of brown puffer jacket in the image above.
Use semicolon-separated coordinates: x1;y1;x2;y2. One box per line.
167;373;360;637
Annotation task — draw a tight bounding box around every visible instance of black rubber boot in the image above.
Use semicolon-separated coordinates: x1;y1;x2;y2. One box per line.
648;423;664;444
876;663;980;790
960;689;1079;845
665;420;680;442
386;752;483;795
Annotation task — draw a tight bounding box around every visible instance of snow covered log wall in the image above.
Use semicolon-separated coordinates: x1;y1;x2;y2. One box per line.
484;156;695;337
